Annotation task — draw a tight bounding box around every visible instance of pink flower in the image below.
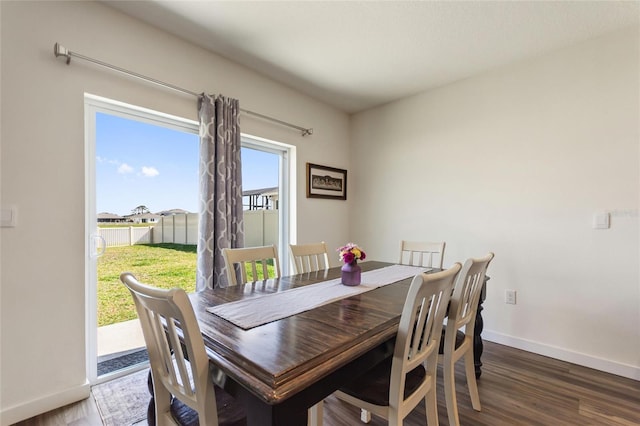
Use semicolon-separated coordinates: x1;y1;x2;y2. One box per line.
342;252;355;264
337;243;366;264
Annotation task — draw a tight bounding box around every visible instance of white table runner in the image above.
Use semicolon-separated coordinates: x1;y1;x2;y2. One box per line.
207;264;428;329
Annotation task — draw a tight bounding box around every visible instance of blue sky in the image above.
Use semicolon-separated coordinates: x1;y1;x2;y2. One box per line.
96;113;278;216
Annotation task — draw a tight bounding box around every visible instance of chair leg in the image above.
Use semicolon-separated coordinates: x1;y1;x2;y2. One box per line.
152;387;173;426
443;358;460;426
388;407;402;426
360;408;372;423
425;387;439;426
308;401;323;426
464;349;482;411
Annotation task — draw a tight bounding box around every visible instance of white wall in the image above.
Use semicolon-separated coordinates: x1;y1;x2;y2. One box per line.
0;1;350;423
350;26;639;379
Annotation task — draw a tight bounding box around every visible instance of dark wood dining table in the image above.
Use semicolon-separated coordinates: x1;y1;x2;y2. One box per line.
189;261;486;426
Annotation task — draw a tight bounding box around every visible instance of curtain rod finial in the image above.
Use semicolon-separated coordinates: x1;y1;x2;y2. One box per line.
303;128;313;136
53;43;71;64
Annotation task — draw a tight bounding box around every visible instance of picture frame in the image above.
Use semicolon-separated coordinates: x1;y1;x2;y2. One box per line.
306;163;347;200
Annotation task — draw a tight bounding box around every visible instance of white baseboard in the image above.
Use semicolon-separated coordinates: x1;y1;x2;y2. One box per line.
0;381;91;426
483;330;640;381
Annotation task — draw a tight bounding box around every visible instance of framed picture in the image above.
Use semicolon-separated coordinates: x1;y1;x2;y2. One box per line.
306;163;347;200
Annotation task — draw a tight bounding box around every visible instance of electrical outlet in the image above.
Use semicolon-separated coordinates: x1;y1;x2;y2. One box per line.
505;289;517;305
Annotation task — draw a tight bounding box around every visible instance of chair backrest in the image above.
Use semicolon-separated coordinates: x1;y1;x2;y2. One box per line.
222;244;281;286
389;263;461;408
289;242;330;274
447;252;494;337
398;240;446;269
120;272;219;426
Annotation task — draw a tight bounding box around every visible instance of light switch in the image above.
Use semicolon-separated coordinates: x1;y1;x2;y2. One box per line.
593;212;610;229
1;206;17;227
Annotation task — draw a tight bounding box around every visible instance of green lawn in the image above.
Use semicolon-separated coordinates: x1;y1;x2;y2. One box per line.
97;243;276;326
98;243;196;326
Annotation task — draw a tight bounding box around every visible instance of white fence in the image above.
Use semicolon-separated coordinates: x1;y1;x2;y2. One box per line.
243;210;278;248
152;213;199;245
99;211;278;248
98;226;154;246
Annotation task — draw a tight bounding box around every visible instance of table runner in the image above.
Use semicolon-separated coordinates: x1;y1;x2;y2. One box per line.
207;264;428;329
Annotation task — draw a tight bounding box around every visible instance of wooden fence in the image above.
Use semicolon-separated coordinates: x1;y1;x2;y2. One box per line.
99;211;278;248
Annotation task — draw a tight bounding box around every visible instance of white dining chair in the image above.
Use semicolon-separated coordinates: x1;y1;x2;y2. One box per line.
398;240;446;269
439;252;494;426
289;242;330;274
333;263;461;426
222;244;281;286
120;272;246;426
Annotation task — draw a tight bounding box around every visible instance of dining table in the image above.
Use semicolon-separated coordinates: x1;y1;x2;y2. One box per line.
188;260;487;425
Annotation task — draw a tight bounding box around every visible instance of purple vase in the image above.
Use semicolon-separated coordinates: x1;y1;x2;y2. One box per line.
341;261;361;286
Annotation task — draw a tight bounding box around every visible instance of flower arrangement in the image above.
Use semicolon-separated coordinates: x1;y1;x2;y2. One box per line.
337;242;366;264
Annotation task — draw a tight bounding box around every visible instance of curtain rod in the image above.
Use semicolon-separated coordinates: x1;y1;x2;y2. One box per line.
53;43;313;136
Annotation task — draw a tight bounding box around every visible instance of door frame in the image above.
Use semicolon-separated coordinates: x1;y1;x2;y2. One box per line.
241;135;294;275
84;94;199;384
84;94;295;384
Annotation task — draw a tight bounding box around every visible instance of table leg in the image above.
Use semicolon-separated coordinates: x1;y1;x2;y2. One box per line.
473;279;487;378
224;338;395;426
147;370;156;425
147;398;156;426
238;390;308;426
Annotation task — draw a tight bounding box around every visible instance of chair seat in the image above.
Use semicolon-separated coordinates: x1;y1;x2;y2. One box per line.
439;326;466;353
338;357;427;406
170;385;247;426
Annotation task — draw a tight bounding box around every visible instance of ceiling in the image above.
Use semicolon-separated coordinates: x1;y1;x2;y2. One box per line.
104;1;639;114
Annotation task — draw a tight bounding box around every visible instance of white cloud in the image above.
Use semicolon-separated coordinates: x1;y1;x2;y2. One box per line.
97;156;121;165
118;163;134;174
141;166;160;177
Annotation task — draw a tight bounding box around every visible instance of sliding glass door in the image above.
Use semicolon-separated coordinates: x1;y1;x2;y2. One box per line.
85;94;293;384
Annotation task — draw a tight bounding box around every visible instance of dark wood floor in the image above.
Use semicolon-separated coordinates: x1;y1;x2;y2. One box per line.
14;341;640;425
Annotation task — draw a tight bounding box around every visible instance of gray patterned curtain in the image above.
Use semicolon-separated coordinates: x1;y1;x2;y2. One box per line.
196;94;244;290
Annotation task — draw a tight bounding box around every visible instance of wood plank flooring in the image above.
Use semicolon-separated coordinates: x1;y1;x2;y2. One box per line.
13;341;640;425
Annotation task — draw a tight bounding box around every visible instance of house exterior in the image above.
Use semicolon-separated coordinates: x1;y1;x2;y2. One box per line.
96;212;125;223
243;186;279;210
123;213;161;224
156;208;191;216
0;2;638;425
